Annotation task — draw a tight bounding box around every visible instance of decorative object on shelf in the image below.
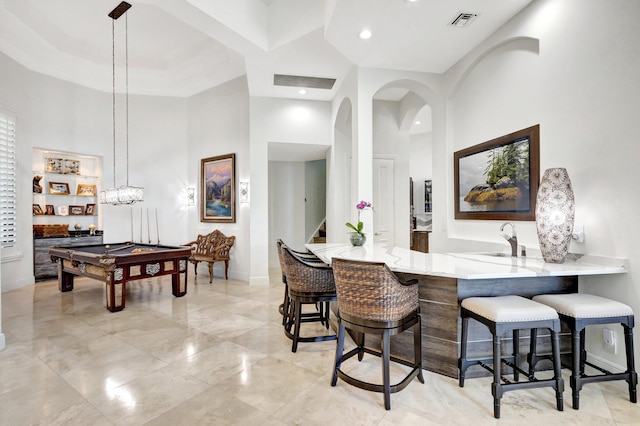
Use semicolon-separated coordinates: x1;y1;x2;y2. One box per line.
77;183;96;196
57;206;69;216
88;224;96;235
49;181;70;195
69;205;85;215
45;157;64;174
45;204;55;215
33;175;43;193
33;224;70;238
100;1;144;206
74;223;82;231
85;203;96;215
535;168;575;263
424;180;432;212
200;153;236;223
345;200;373;246
349;232;366;246
33;204;44;215
64;159;80;175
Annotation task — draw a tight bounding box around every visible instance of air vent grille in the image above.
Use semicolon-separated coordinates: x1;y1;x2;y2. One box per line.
273;74;336;90
449;12;477;27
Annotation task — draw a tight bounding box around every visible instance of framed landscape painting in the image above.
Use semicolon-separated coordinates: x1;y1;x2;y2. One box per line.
454;125;539;221
200;153;235;223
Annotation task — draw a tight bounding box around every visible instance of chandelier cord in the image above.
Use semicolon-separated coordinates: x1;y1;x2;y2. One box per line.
112;18;116;189
125;13;129;188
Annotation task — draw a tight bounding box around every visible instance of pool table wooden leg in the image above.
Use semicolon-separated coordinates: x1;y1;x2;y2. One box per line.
57;262;74;292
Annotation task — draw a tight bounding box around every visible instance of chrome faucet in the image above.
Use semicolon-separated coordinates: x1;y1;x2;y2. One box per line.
499;222;518;257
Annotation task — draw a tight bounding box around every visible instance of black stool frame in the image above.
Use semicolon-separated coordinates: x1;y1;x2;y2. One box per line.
529;313;637;409
331;310;424;410
459;306;564;419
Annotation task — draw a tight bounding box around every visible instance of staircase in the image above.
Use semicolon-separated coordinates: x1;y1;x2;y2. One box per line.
312;221;326;243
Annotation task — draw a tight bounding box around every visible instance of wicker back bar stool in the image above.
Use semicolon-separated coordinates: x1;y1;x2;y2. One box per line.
330;258;424;410
530;293;637;409
276;239;323;326
279;245;337;352
459;295;564;419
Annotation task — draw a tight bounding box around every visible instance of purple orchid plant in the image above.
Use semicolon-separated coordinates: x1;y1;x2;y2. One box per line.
345;200;373;236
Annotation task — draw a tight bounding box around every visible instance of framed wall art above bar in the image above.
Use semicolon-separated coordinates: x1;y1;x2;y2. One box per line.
454;124;540;221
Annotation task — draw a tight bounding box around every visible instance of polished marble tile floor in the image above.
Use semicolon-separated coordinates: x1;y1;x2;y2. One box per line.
1;270;639;425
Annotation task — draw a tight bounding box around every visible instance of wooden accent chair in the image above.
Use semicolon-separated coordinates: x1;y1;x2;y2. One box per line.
185;230;235;283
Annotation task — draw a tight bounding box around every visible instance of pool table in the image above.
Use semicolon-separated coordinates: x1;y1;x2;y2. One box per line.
49;242;191;312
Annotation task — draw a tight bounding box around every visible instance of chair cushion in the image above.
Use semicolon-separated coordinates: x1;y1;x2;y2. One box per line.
462;295;558;323
533;293;634;319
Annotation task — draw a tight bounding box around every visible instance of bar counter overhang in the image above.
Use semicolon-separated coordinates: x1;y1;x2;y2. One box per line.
306;243;628;378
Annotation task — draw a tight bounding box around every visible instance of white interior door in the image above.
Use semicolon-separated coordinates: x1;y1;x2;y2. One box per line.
373;158;395;245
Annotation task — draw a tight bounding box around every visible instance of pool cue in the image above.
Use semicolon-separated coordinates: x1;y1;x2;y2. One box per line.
140;207;143;243
155;208;160;244
147;208;151;244
109;243;135;252
130;207;133;242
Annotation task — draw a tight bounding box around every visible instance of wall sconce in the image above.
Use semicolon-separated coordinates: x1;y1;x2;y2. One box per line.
239;181;250;203
186;187;195;206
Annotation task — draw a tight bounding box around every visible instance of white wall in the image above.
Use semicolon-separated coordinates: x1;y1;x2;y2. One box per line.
442;0;640;367
187;77;250;281
250;97;331;280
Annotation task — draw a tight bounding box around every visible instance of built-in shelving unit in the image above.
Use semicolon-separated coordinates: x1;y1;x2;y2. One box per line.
32;148;102;231
32;148;104;280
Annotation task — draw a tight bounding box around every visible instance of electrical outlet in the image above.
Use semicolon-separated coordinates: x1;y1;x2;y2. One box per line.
603;328;617;353
572;225;585;243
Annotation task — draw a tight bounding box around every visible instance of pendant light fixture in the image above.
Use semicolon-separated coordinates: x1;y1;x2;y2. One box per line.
100;1;144;205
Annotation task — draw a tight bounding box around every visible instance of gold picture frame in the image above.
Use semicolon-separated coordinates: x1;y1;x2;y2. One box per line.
76;183;96;196
49;182;70;195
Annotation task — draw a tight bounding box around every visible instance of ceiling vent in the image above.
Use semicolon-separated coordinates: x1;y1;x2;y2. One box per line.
273;74;336;90
449;12;478;28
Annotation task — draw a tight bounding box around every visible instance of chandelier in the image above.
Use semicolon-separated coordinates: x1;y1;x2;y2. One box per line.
100;1;144;205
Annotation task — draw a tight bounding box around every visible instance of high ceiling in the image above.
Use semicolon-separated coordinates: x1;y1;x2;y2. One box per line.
0;0;534;101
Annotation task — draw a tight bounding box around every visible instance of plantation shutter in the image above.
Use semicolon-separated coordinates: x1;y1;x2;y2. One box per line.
0;109;17;250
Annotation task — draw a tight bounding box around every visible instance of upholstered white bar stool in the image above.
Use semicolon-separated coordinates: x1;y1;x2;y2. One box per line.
458;295;564;419
531;293;637;409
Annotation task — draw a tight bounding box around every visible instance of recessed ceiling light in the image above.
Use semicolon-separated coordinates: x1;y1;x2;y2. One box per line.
359;28;372;39
298;89;307;95
415;121;421;125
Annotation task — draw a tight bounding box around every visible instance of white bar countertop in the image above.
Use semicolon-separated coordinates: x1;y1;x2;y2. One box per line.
305;243;628;280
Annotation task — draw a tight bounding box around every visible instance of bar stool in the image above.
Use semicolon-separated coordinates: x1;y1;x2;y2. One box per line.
330;258;424;410
276;239;323;327
531;293;637;409
459;295;564;419
279;245;337;352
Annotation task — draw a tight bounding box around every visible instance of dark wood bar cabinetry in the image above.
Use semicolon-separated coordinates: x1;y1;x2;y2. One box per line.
34;233;103;280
